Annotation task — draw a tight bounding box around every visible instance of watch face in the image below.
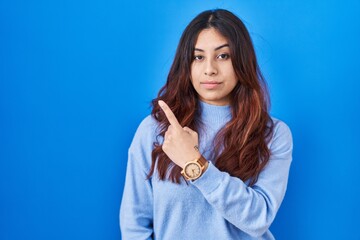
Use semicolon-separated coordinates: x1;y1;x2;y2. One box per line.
185;163;201;178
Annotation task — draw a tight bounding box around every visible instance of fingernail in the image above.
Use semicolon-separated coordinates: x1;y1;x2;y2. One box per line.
158;100;164;107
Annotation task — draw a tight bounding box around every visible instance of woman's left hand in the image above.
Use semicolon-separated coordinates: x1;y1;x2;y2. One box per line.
158;100;201;169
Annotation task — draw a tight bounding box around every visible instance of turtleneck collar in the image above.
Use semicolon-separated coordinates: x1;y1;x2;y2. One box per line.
198;100;232;125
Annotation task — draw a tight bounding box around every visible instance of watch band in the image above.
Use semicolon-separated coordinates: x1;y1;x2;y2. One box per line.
198;155;208;168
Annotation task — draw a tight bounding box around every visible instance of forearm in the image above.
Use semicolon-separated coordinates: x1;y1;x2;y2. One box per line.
191;160;291;237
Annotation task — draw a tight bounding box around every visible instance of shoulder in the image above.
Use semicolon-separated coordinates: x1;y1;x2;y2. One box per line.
271;117;292;140
127;115;159;171
269;117;293;159
136;114;159;133
129;114;159;151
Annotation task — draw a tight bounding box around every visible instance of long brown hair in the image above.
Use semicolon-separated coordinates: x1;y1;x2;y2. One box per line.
147;9;274;186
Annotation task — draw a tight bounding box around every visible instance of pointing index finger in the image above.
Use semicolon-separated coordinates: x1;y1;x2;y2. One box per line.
158;100;182;130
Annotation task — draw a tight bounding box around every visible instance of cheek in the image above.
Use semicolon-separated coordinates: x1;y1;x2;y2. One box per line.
223;72;238;92
226;67;238;86
190;65;202;83
228;78;238;91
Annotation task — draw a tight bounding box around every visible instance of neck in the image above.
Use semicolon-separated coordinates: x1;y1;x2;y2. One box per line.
198;100;232;125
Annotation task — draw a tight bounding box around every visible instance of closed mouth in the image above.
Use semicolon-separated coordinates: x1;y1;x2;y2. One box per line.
200;81;222;84
200;81;222;89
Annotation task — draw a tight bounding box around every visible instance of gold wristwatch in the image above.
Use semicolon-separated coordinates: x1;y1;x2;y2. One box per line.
181;156;209;181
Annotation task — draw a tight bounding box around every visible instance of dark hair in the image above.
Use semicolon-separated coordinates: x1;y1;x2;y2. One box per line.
148;9;274;186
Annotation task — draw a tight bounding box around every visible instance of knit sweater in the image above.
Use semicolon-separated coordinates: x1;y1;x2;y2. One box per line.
120;101;293;240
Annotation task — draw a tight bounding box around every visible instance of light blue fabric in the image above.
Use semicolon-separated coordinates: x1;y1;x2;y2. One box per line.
120;101;293;240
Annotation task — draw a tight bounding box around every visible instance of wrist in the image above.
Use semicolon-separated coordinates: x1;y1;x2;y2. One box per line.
181;152;201;169
202;157;209;173
181;155;208;181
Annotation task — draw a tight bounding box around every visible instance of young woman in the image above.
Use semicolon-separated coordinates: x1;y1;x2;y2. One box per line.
120;9;293;240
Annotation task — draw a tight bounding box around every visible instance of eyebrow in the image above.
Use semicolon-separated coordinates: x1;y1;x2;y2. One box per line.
194;43;229;52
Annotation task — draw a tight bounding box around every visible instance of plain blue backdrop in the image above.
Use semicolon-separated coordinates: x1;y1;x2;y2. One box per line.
1;0;359;239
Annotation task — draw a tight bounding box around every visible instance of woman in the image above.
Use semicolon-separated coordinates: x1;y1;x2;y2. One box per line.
120;9;293;240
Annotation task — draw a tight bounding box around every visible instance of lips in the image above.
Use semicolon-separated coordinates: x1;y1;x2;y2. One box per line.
200;81;222;90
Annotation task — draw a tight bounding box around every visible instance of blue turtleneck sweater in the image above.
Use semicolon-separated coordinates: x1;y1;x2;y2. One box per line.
120;101;293;240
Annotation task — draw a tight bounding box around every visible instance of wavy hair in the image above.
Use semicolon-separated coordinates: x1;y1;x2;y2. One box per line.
147;9;274;186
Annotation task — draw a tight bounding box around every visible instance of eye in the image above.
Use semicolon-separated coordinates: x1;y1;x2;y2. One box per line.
217;53;230;60
193;55;204;61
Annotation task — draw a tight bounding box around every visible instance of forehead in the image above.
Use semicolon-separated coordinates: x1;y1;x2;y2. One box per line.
194;28;228;48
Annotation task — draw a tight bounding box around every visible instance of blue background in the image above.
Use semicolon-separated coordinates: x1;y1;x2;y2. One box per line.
1;0;359;239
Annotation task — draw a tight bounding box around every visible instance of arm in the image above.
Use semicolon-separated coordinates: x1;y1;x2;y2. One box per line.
158;101;293;237
119;119;154;240
191;121;293;237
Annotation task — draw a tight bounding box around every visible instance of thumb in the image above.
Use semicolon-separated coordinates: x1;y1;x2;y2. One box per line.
183;126;197;136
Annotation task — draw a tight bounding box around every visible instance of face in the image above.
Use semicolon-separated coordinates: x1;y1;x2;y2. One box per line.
190;28;238;106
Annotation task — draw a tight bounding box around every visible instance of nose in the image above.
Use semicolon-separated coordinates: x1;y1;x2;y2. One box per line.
204;59;217;76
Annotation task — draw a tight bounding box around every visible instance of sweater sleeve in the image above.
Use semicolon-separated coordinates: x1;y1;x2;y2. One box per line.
120;117;155;240
191;120;293;238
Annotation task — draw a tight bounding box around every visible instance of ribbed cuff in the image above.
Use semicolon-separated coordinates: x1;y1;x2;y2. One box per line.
190;162;225;195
